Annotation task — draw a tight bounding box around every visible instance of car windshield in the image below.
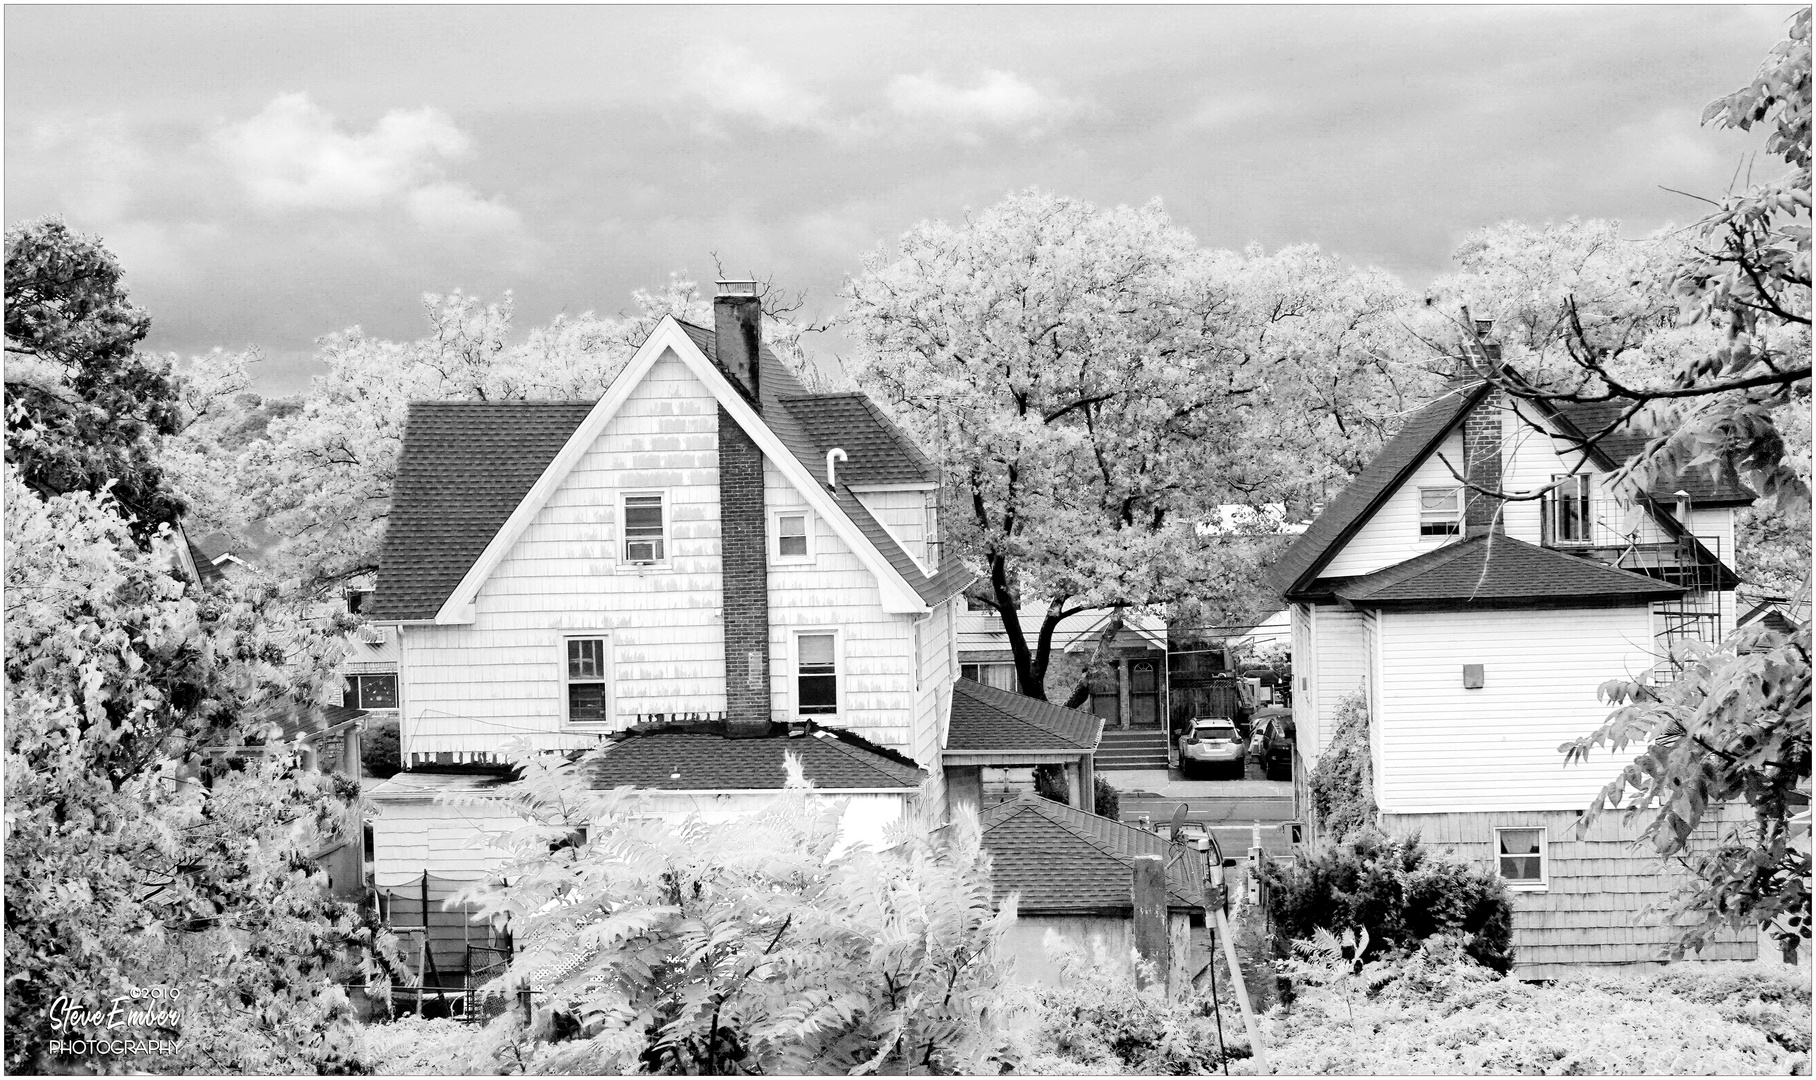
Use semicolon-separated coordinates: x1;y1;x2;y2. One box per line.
1195;724;1238;740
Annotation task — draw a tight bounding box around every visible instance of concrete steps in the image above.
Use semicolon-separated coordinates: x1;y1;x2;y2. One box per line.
1095;727;1171;771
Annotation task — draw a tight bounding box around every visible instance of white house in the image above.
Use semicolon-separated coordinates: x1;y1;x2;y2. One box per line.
1272;324;1756;978
364;281;1102;893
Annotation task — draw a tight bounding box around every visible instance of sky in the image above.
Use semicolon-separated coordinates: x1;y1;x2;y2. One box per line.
4;5;1798;395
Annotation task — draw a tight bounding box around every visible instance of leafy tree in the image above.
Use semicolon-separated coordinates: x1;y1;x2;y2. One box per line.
843;191;1431;700
1439;13;1811;956
449;751;1015;1074
2;464;379;1072
4;218;185;545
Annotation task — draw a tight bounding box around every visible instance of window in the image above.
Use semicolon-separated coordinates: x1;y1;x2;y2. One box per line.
343;674;398;710
924;498;941;567
345;588;376;615
795;633;838;716
1419;487;1462;537
621;493;666;564
565;637;610;724
773;511;812;563
961;662;1017;691
1551;474;1592;544
1495;827;1547;889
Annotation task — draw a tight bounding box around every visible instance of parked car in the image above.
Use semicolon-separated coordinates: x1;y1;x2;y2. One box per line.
1261;714;1296;780
1180;718;1246;779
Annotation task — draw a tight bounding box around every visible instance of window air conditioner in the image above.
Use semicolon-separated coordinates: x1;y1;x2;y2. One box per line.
626;540;662;564
357;624;387;646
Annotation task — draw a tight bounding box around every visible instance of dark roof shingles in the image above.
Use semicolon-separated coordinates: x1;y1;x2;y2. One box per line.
1329;534;1685;605
947;678;1104;752
590;724;924;791
372;402;595;620
1553;401;1753;505
980;797;1204;913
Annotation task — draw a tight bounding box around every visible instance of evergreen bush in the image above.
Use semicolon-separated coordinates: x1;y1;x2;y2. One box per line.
1260;830;1516;974
1308;690;1374;838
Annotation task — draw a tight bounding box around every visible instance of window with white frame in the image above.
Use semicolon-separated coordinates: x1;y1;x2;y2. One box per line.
1550;473;1593;544
1494;827;1547;888
1418;486;1462;537
564;636;611;725
773;511;812;563
621;493;666;565
795;632;838;716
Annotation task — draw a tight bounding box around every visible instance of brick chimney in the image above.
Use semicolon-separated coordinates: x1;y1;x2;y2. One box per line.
1458;309;1504;537
715;280;772;737
714;279;762;406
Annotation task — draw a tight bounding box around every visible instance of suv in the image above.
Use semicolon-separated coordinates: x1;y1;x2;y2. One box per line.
1180;719;1246;779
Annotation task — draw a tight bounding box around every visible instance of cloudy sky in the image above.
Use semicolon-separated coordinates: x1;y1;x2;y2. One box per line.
4;5;1797;394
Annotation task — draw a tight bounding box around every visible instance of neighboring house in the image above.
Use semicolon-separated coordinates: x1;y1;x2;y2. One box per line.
1738;595;1805;636
1271;324;1755;979
980;794;1209;996
364;281;1099;890
959;606;1164;775
944;678;1102;809
958;606;1169;730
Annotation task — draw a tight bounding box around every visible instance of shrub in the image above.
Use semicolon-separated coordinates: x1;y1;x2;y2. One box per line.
1307;690;1373;838
362;720;402;779
1093;776;1121;820
1034;763;1069;806
1259;830;1515;974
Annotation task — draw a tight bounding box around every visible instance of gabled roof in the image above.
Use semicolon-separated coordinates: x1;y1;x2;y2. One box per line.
979;795;1205;914
372;318;971;621
370;402;595;621
1554;401;1753;506
947;678;1104;753
589;720;925;791
1269;384;1489;599
956;607;1170;656
1328;534;1685;607
777;393;936;486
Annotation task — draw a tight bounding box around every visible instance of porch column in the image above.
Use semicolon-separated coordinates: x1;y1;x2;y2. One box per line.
1079;753;1097;816
1118;656;1132;731
1063;761;1082;807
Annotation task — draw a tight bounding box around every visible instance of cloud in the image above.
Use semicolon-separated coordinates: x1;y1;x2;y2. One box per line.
403;181;523;235
215;92;520;234
885;69;1078;139
683;44;831;132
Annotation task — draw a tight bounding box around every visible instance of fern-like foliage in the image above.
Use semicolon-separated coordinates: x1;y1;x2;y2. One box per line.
443;745;1015;1074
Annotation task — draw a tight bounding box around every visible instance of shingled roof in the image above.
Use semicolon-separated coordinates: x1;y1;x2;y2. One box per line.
1553;401;1753;506
590;720;925;791
370;402;595;621
980;796;1205;915
371;319;970;620
1269;384;1488;600
1327;534;1686;607
947;678;1104;752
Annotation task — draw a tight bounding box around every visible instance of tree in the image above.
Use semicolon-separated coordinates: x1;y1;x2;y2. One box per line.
449;751;1015;1074
4;218;185;545
222;275;822;596
1444;13;1810;956
843;191;1430;700
2;464;380;1073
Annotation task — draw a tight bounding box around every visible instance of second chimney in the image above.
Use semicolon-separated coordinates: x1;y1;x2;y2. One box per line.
714;279;762;405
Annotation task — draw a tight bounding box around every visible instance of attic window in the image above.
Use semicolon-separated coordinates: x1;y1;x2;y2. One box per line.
773;511;812;564
1418;487;1461;537
622;493;667;564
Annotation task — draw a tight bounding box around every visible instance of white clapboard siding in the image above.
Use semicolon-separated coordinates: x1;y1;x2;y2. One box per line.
370;796;525;888
1313;604;1366;759
1373;605;1658;812
1290;603;1319;761
1322;430;1468;577
1498;400;1595;545
403;350;726;758
854;489;930;569
764;457;921;755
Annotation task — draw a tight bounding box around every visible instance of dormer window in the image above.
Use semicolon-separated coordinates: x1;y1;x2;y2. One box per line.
1418;487;1461;537
621;493;667;565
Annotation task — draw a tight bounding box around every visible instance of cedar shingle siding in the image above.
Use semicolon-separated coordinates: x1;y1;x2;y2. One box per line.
1382;808;1757;979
